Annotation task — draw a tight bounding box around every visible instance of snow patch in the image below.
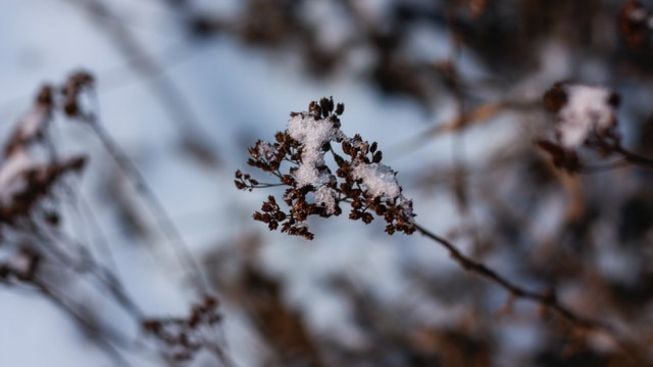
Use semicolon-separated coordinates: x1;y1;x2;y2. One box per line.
352;162;400;199
288;112;341;188
314;185;337;214
557;85;617;148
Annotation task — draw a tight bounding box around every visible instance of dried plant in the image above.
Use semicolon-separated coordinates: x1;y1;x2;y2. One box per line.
7;0;653;365
234;97;650;363
619;0;653;48
0;71;228;366
539;81;653;173
142;295;224;363
235;97;415;240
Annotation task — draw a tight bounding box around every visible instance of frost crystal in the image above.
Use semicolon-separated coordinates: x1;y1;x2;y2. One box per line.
352;163;401;200
556;85;617;148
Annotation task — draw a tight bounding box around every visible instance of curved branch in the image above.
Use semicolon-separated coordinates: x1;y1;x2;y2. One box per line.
413;223;612;331
614;145;653;168
414;223;653;363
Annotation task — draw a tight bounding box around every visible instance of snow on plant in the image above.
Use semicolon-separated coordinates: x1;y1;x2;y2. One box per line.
235;97;415;239
619;0;653;48
538;82;623;173
234;98;633;345
544;82;620;149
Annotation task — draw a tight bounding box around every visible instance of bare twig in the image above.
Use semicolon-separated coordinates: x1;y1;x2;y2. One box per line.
412;223;636;349
30;278;134;367
615;144;653;168
63;0;220;166
87;119;209;294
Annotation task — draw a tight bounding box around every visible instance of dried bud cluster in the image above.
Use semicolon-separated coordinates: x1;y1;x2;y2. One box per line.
539;82;621;173
235;97;415;240
0;71;228;366
61;71;95;119
619;0;653;48
0;72;90;296
0;157;86;225
142;296;222;362
0;72;91;227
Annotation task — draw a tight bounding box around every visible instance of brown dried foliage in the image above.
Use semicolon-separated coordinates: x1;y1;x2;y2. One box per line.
142;295;223;362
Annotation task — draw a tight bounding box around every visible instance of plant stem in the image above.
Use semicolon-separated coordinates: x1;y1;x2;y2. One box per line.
413;223;611;330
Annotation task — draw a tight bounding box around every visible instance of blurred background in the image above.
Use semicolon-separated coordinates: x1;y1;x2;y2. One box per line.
1;0;653;366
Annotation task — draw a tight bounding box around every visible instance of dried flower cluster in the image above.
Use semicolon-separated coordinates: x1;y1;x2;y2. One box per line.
0;71;229;366
538;82;621;173
61;71;95;119
142;295;222;362
0;73;91;228
619;0;653;48
0;72;101;325
235;97;415;239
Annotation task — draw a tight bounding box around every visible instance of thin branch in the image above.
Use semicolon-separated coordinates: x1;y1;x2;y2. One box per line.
387;100;536;157
29;278;134;367
35;223;145;319
63;0;219;165
615;144;653;168
412;222;652;364
87;119;209;294
413;223;613;331
579;159;630;174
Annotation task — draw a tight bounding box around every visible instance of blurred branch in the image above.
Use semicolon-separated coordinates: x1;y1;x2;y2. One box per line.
412;223;639;354
31;277;134;367
64;0;220;167
87;118;209;294
615;144;653;168
389;100;537;156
